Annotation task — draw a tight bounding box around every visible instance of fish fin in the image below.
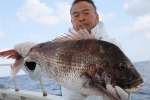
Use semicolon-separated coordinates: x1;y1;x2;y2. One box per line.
10;57;24;78
0;49;21;59
52;28;95;42
81;67;117;100
0;49;23;78
88;79;118;100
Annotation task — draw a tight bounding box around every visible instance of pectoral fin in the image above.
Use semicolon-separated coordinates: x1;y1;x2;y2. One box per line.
80;64;117;100
88;79;118;100
10;57;24;79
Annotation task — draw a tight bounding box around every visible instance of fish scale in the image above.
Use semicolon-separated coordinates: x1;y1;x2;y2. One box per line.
0;29;143;100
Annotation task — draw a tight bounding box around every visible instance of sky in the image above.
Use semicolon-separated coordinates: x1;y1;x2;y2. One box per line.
0;0;150;77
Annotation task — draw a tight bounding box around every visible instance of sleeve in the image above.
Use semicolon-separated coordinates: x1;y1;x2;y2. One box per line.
22;62;42;81
61;86;86;100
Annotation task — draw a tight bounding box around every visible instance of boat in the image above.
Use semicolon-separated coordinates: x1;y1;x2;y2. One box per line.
0;64;63;100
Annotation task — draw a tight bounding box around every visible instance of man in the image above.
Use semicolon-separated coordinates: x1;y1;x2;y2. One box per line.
14;0;130;100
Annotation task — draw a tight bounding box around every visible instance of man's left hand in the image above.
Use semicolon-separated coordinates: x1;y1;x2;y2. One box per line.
106;84;130;100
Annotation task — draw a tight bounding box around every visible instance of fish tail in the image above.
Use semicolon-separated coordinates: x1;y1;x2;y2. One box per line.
10;57;25;78
0;49;21;59
0;49;24;78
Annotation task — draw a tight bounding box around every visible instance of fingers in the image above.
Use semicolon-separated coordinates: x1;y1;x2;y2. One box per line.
106;84;129;100
106;84;120;99
24;42;36;56
14;42;36;57
115;86;129;100
24;57;32;62
14;43;21;55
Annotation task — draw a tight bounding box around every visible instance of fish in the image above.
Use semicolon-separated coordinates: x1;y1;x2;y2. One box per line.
0;29;143;100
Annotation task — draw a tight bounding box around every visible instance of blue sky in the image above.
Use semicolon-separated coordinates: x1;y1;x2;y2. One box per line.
0;0;150;77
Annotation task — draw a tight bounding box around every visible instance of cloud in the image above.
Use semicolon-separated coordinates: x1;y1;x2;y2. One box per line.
146;33;150;39
98;12;116;21
0;48;9;52
0;48;14;65
55;2;71;22
29;33;39;39
124;0;150;17
116;14;150;34
0;58;14;65
114;0;150;35
16;0;71;26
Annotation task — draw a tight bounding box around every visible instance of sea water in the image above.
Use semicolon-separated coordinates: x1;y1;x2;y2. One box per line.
0;61;150;100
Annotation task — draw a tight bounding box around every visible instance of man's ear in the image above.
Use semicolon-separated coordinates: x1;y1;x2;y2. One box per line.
71;19;73;24
96;13;99;21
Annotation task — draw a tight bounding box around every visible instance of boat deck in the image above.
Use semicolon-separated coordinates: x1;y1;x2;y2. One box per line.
0;89;62;100
0;64;63;100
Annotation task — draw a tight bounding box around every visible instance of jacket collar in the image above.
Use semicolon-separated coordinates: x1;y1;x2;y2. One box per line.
68;21;108;39
91;21;108;39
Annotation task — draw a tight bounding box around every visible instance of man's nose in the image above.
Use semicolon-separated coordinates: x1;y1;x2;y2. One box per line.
79;15;85;22
79;19;85;22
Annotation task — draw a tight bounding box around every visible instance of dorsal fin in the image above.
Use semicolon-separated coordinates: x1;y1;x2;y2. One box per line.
52;28;95;42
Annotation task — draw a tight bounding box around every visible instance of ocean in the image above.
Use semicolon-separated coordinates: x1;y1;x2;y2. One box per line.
0;60;150;100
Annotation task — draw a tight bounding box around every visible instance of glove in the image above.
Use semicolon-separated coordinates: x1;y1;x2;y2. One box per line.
106;84;130;100
14;42;36;62
14;41;36;69
14;42;42;81
14;41;36;57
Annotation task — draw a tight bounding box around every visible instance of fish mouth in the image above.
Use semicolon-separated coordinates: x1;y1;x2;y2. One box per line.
130;78;143;87
124;85;141;93
124;78;143;93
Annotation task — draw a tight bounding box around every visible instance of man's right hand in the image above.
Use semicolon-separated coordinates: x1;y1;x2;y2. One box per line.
14;41;36;57
14;41;37;70
14;42;42;80
14;41;36;63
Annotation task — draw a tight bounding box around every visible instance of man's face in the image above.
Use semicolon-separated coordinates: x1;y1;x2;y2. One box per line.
70;1;99;33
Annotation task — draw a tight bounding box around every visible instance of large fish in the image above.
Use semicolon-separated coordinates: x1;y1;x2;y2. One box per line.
0;29;143;100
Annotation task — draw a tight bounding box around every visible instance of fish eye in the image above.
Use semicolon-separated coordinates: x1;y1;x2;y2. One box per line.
39;45;43;48
119;62;127;70
39;44;44;48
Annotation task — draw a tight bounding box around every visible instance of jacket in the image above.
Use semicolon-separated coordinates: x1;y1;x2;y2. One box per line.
22;21;123;100
61;21;123;100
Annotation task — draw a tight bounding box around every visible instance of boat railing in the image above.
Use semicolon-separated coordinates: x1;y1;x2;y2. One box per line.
0;63;47;97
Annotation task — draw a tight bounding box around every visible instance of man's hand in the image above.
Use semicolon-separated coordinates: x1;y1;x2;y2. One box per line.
14;42;36;58
14;42;42;81
106;84;130;100
14;41;37;69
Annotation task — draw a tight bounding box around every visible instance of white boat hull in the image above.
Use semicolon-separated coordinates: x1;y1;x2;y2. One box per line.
0;89;63;100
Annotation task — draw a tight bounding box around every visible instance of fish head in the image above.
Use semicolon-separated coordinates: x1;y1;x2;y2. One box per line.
31;41;53;53
112;60;143;89
100;43;144;93
29;41;54;64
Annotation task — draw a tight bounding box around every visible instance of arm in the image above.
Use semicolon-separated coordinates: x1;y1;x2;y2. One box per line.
61;86;87;100
91;21;123;51
14;42;42;81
